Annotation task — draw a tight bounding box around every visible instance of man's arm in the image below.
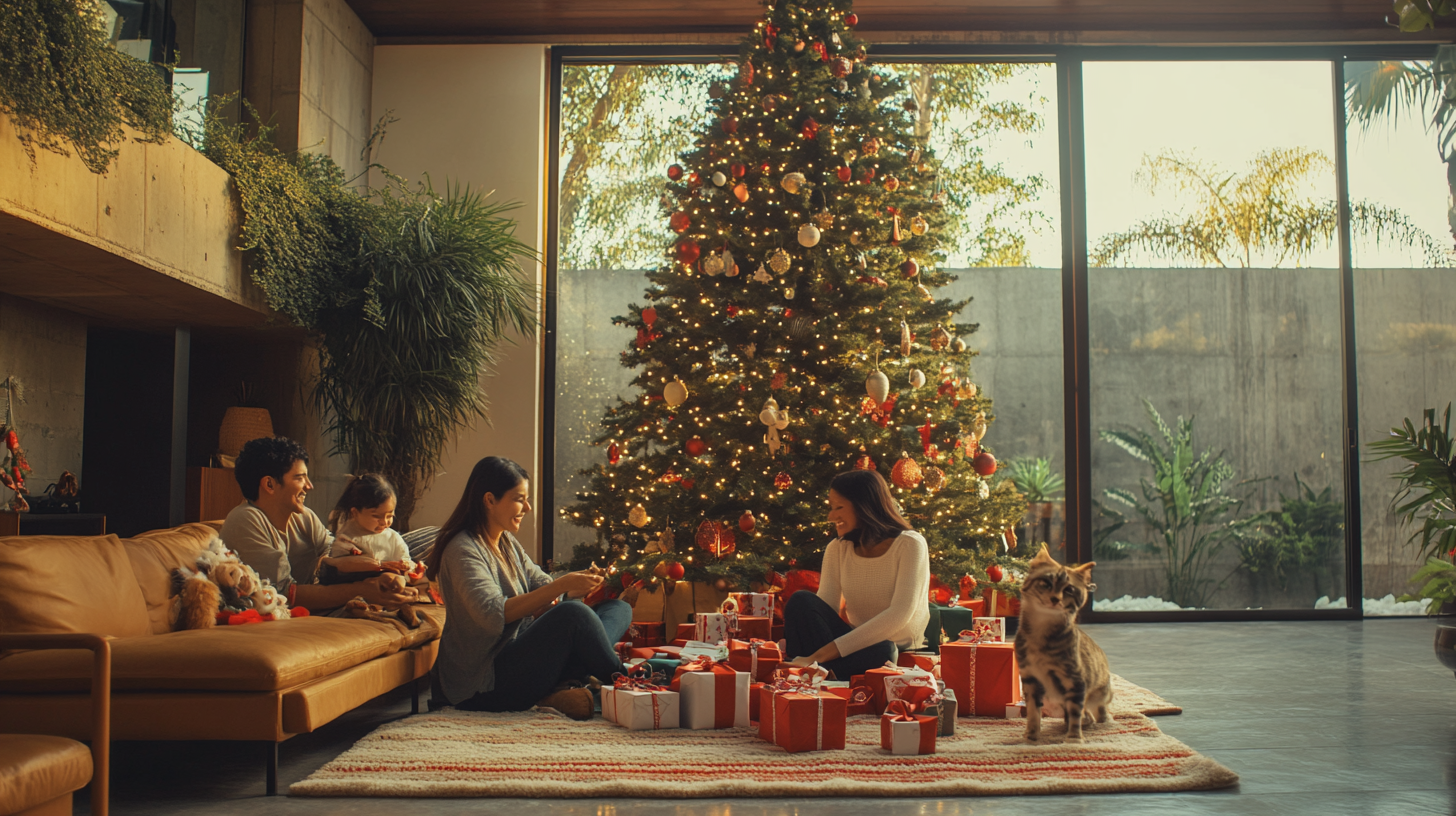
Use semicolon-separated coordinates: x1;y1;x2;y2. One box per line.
293;577;413;613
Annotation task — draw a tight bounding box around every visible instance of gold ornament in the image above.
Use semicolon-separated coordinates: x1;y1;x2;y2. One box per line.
956;380;978;401
785;287;795;300
664;377;689;406
781;172;807;194
768;248;791;274
923;466;946;494
929;324;951;351
797;223;821;247
911;215;929;236
702;253;724;276
724;248;739;277
813;211;835;230
890;452;923;489
951;337;966;353
628;504;649;528
971;411;988;442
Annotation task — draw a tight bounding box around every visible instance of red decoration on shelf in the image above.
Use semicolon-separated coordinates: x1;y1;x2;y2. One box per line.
986;564;1004;583
668;164;684;181
670;211;691;233
973;451;998;476
685;437;708;457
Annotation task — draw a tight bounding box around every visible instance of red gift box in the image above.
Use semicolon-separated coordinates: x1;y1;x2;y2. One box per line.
628;621;666;647
734;615;772;641
675;623;697;642
727;639;783;682
860;665;908;714
671;658;748;729
771;690;847;753
880;700;937;755
896;651;940;673
955;598;986;615
980;588;1020;617
822;684;874;716
941;640;1020;717
750;681;766;721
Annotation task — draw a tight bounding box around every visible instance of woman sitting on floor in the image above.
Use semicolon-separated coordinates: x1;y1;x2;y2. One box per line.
783;468;931;679
427;456;630;719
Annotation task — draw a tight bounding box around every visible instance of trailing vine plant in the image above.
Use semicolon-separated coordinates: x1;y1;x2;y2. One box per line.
0;0;174;174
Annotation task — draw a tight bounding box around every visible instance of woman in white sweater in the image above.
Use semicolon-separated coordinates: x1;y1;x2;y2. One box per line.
784;469;931;678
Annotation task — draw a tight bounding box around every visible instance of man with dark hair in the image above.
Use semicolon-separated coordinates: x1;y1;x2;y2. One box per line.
221;436;413;613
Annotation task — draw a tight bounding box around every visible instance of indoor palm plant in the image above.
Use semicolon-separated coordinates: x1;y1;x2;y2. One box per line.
1369;405;1456;615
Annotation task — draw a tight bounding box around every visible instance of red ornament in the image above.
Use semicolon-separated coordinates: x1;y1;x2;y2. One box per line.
783;308;794;318
731;162;746;178
676;242;700;265
681;478;696;490
764;23;779;49
726;304;740;317
642;306;657;327
836;166;852;182
800;117;819;140
831;57;852;78
760;161;772;175
739;511;756;532
607;442;620;464
773;472;792;490
973;451;998;476
659;468;679;483
810;41;827;61
685;436;708;457
770;371;787;389
959;574;978;599
986;563;1005;583
845;12;859;25
688;171;702;188
884;175;900;192
723;116;739;134
741;60;754;85
901;258;919;278
696;520;735;557
668;164;684;181
929;575;954;606
890;454;924;489
861;167;876;182
854;453;876;471
862;137;881;156
669;211;690;233
667;562;686;580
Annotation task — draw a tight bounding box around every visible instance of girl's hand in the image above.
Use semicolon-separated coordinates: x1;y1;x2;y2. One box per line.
555;571;604;599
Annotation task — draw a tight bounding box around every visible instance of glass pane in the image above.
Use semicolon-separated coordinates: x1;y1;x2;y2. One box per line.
1347;56;1456;616
1084;61;1348;611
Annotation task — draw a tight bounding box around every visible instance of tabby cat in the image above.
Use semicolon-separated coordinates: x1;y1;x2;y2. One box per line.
1014;544;1113;742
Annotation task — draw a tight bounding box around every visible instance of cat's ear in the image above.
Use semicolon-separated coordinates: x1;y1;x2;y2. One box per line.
1029;543;1056;568
1072;561;1097;579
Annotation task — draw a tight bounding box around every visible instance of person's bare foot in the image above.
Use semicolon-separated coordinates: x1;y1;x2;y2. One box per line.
539;687;594;720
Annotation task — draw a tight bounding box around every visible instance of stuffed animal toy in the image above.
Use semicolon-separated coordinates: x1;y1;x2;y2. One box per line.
170;567;223;631
210;561;256;612
345;574;422;629
250;579;290;621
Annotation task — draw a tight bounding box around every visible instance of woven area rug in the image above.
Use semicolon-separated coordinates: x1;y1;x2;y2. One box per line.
291;675;1235;798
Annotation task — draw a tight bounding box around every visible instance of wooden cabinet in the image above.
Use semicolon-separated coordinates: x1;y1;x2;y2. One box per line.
0;512;106;537
185;466;244;523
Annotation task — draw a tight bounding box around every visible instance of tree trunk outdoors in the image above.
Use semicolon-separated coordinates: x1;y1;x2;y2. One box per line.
559;65;634;258
909;65;934;144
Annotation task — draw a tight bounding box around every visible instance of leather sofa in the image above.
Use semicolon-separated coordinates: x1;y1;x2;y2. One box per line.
0;523;442;795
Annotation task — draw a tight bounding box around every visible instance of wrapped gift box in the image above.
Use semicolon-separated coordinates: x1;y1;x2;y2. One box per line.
940;640;1020;717
860;665;913;714
881;704;937;755
694;613;735;645
973;616;1007;643
771;690;847;753
897;650;940;673
938;604;986;644
600;686;620;723
729;592;776;618
749;681;767;722
726;639;782;681
822;684;874;716
757;684;778;738
735;615;772;641
675;623;697;642
981;588;1021;617
628;621;666;648
924;688;958;736
955;598;986;615
672;662;749;729
612;688;679;730
883;668;937;708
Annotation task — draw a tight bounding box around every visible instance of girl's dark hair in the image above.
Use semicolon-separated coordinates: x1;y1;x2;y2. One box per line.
830;469;912;546
329;473;397;532
426;456;530;580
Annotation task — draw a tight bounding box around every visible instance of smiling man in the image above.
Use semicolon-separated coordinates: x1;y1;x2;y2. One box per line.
221;436;413;613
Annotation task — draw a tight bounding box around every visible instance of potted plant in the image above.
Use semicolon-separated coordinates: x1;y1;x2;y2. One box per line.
1369;405;1456;674
1003;456;1065;553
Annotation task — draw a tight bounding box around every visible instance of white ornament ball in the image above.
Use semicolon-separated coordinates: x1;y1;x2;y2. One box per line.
664;378;689;407
797;223;821;247
865;369;890;404
785;287;795;300
909;369;926;389
712;171;727;187
702;254;724;276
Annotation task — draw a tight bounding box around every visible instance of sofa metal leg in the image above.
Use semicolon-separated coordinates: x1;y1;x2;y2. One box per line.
412;677;420;715
265;741;278;796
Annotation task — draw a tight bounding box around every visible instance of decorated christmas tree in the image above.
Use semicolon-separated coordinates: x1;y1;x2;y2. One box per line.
564;0;1029;604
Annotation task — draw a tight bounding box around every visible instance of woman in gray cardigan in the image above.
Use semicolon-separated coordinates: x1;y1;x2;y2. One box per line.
426;457;630;719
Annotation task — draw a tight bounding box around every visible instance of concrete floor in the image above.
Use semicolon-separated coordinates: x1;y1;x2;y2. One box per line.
82;617;1456;815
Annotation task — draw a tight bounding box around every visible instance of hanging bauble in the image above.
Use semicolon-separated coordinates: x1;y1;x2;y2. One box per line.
727;162;744;178
739;510;756;532
862;137;881;156
785;287;795;299
974;477;991;500
986;563;1004;583
628;504;649;528
642;306;657;327
884;175;900;192
606;441;621;464
668;164;684;181
911;215;929;235
676;242;700;265
890;214;903;245
702;253;725;276
865;369;890;404
972;411;988;441
753;264;772;283
770;371;787;389
891;453;924;489
697;520;736;558
740;60;754;85
653;561;669;578
762;94;779;112
952;337;967;353
722;116;739;134
800;118;819;140
768;248;791;274
773;472;793;490
664;377;688;406
685;436;707;457
900;320;912;356
810;41;827;61
669;211;690;233
916;283;933;301
723;248;737;277
712;170;727;187
836;166;852;182
794;39;806;52
688;172;702;188
973;451;998;476
929;324;951;351
909;369;926;388
667;562;685;580
781;172;807;194
923;466;946;494
797;223;821;247
854;452;876;471
861;167;876;182
759;397;790;430
733;183;749;203
831;57;852;78
901;258;919;278
812;211;834;230
845;11;859;25
956;380;978;402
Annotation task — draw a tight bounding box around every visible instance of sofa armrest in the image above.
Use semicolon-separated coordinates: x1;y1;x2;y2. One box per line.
0;633;110;816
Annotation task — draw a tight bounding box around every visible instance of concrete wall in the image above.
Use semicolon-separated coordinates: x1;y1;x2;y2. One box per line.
370;45;548;551
0;299;87;491
299;0;375;180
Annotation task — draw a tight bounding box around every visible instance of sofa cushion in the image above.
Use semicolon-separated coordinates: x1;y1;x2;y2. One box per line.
0;615;408;693
123;524;221;635
0;535;150;639
0;734;92;814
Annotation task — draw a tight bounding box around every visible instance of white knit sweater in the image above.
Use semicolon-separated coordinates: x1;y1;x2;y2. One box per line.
817;530;931;656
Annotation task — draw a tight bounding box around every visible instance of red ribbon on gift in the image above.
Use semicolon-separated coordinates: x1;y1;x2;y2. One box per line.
886;699;920;722
958;623;995;643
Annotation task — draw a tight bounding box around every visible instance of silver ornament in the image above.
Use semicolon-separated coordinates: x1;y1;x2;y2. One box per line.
909;369;926;389
865;369;890;404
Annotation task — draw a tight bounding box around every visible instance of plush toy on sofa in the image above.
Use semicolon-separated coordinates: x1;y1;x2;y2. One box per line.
344;574;422;629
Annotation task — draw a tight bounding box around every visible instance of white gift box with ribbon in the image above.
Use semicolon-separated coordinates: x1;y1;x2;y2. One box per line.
973;616;1007;643
678;669;750;730
730;592;776;618
613;688;680;731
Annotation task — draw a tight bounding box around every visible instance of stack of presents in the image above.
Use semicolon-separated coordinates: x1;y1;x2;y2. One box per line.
605;589;1027;754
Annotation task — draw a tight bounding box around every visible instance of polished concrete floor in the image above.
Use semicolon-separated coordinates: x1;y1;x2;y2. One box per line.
81;617;1455;815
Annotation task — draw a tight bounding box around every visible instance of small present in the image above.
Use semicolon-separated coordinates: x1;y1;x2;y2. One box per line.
771;689;848;753
694;612;735;645
896;650;940;673
925;688;958;736
613;687;680;730
822;683;874;716
726;639;783;681
956;598;986;614
671;658;749;730
628;621;666;648
981;587;1021;617
600;685;620;723
940;638;1020;717
882;667;938;710
861;663;913;714
729;591;776;618
880;701;937;755
734;615;772;641
972;616;1007;643
675;622;697;642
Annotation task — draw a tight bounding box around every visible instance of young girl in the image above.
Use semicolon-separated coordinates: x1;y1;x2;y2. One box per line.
327;474;416;576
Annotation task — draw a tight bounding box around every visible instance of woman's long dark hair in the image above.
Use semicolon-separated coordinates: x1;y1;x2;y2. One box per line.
426;456;530;580
830;469;912;547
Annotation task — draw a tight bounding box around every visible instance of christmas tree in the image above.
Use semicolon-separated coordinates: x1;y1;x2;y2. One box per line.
564;0;1028;602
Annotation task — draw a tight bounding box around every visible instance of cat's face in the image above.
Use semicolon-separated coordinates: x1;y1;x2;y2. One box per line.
1020;545;1096;617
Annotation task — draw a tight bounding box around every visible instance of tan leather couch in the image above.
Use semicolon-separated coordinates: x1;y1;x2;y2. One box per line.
0;524;442;795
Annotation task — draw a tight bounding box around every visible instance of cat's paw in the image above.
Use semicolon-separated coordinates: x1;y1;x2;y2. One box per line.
1064;735;1084;744
1024;729;1040;742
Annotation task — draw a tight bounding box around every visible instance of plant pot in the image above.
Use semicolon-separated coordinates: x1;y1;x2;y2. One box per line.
1435;624;1456;679
218;407;274;458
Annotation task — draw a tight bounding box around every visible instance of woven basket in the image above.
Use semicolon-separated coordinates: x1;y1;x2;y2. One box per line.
218;407;275;458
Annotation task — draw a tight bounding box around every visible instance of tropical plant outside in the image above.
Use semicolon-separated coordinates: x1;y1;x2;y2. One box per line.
1002;456;1065;502
1099;399;1256;607
1090;147;1445;267
1230;474;1344;598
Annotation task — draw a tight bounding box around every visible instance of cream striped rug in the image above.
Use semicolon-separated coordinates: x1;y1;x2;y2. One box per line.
291;675;1234;798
